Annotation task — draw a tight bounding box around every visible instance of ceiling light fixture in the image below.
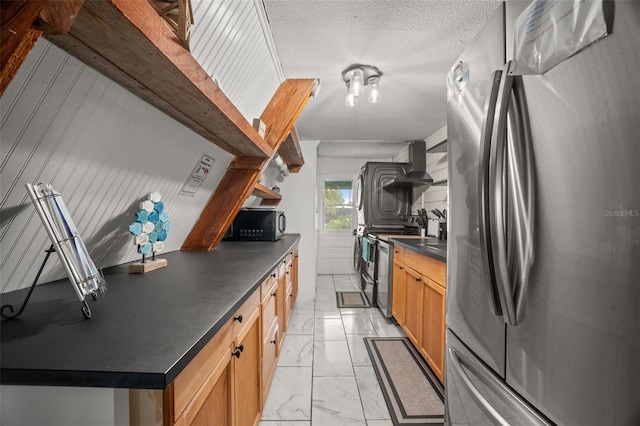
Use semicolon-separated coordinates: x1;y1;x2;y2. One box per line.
342;64;382;107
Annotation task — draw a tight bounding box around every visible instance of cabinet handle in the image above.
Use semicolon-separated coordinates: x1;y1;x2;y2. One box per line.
272;292;276;297
271;331;278;344
416;278;421;282
271;273;277;278
286;271;290;275
232;349;242;358
233;315;243;323
236;344;244;353
399;266;404;270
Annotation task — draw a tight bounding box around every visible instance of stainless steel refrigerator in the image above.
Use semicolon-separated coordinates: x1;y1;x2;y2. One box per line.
445;1;640;425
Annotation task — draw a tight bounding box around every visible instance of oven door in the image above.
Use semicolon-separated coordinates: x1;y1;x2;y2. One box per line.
361;271;376;307
361;235;377;305
376;240;391;317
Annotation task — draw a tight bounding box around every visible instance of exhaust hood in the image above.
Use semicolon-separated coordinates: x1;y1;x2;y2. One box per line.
383;141;434;189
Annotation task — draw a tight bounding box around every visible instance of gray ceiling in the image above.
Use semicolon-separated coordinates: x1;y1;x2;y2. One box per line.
262;0;502;157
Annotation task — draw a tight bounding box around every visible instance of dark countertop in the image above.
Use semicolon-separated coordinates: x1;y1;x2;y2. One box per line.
390;237;447;262
0;235;300;389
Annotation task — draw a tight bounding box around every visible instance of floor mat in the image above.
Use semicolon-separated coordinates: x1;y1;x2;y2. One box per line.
335;291;371;308
364;337;444;425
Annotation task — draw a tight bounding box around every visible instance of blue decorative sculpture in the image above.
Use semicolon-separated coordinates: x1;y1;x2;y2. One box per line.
127;192;170;273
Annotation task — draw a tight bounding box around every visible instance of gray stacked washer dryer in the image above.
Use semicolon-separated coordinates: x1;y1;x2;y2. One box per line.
354;142;431;306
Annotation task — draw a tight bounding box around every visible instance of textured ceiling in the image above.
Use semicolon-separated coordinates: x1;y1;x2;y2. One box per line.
262;0;502;156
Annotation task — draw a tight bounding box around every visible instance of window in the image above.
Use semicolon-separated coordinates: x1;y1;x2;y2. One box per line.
323;180;353;230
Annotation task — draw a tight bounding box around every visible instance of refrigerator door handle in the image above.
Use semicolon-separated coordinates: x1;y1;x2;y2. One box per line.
489;60;535;326
489;61;518;325
478;69;504;316
506;69;535;323
449;347;551;426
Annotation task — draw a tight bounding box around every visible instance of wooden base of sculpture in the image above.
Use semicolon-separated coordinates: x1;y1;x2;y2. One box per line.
128;258;167;274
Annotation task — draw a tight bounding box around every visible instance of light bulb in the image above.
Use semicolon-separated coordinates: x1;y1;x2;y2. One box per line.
345;91;358;107
368;79;381;103
349;71;363;96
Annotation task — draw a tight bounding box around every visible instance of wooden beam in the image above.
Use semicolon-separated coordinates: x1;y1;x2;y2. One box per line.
252;183;281;206
34;0;86;34
44;0;271;158
182;79;316;251
181;157;268;251
278;127;304;173
260;79;316;151
0;0;47;97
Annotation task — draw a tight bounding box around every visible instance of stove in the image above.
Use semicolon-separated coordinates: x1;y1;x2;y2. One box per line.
354;224;420;307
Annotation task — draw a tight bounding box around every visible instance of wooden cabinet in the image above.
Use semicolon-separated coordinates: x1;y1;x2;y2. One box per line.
172;291;261;426
260;274;279;405
276;260;287;352
402;266;422;347
292;246;299;301
419;276;446;382
391;260;406;322
130;242;299;426
284;252;295;330
232;310;261;426
261;274;279;344
177;344;233;426
391;244;446;383
261;321;279;404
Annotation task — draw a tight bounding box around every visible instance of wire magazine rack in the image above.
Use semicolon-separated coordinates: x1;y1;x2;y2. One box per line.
0;184;107;320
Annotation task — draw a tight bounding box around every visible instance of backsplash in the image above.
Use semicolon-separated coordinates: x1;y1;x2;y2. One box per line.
393;126;448;232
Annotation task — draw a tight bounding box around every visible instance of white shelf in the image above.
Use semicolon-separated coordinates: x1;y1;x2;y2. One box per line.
426;139;447;153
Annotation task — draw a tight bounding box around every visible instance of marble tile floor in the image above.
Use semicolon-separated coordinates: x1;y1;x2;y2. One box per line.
260;274;407;426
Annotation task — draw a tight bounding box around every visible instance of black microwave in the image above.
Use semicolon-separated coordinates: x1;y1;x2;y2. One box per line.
227;209;286;241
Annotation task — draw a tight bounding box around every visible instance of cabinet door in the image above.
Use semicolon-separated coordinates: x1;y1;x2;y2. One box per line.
285;286;294;329
277;265;287;351
233;315;261;426
419;277;446;383
292;247;299;301
391;261;406;323
261;322;279;405
178;344;233;426
261;282;278;343
403;267;422;346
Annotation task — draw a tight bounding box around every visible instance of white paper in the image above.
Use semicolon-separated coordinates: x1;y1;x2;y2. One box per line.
180;154;215;196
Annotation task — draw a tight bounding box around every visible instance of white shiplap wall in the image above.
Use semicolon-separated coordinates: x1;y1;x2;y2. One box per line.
190;0;285;201
191;0;283;123
393;126;448;224
0;0;283;293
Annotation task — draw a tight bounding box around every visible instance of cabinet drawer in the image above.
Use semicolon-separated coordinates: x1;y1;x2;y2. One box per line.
231;289;260;341
261;270;277;299
261;282;278;342
393;244;405;263
404;249;446;287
